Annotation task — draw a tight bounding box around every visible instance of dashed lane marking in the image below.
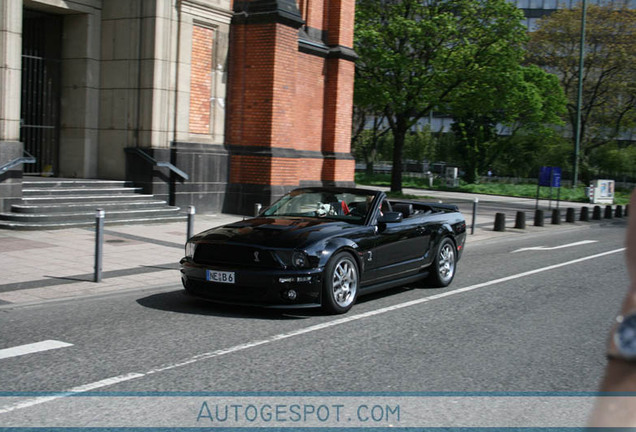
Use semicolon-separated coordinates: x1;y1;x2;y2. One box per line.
0;340;73;360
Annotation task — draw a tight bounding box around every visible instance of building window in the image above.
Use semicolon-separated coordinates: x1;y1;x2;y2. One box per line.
543;0;557;9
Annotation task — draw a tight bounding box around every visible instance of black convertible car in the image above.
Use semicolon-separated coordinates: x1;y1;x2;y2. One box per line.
180;187;466;314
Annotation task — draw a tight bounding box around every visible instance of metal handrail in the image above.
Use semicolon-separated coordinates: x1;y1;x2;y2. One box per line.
128;148;189;181
0;150;36;174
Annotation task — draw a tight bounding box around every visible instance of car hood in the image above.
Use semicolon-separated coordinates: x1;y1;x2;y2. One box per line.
192;217;359;249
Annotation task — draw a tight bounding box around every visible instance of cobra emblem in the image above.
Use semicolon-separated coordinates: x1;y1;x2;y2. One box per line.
254;251;260;263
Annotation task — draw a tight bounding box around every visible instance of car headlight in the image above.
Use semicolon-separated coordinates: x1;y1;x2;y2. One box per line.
276;250;311;269
292;251;308;268
185;241;197;259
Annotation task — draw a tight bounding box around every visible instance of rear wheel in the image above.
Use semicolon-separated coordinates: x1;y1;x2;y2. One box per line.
426;237;456;287
322;252;359;314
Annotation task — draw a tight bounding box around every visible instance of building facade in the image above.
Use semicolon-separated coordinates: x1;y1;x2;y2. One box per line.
511;0;636;29
0;0;356;215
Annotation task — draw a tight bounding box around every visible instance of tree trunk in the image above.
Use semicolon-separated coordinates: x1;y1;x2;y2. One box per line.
365;160;374;176
391;126;407;193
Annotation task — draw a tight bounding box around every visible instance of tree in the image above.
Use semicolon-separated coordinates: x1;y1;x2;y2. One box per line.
355;0;532;192
351;105;388;175
449;64;566;183
527;3;636;183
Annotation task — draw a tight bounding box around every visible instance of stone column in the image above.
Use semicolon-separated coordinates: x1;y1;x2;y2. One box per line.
0;0;24;212
321;0;356;184
225;0;305;214
59;10;101;178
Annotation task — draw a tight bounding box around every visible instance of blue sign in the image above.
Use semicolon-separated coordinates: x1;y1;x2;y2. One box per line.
539;166;551;187
539;166;561;188
551;167;561;188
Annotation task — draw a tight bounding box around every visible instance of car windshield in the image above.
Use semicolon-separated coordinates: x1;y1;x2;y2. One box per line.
262;189;377;223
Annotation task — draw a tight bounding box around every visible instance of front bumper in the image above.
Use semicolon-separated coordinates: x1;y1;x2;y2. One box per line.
179;259;323;308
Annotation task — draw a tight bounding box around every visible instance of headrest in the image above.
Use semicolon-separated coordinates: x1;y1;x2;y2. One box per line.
392;203;413;218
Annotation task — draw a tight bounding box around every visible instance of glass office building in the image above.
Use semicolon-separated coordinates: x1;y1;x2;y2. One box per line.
512;0;636;30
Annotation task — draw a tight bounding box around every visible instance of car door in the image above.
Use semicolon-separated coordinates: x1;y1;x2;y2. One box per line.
362;202;431;284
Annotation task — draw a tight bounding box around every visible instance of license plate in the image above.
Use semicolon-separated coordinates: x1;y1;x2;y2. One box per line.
206;270;235;284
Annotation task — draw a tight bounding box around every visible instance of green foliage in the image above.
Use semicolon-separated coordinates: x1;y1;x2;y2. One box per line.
355;0;567;191
404;126;436;162
492;133;571;179
528;4;636;179
590;143;636;178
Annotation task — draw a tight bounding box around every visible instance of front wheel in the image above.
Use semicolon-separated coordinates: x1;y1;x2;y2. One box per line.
426;237;456;287
322;252;359;314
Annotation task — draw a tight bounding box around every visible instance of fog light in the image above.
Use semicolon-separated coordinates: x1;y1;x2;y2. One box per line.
287;289;297;300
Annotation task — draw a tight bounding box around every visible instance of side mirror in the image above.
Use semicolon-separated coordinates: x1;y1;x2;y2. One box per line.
378;211;403;224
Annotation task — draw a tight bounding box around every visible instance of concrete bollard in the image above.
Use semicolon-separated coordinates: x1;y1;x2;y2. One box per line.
580;207;590;222
534;209;544;227
566;208;576;223
494;213;506;232
593;206;602;220
551;208;561;225
514;211;526;229
605;205;613;219
615;205;623;218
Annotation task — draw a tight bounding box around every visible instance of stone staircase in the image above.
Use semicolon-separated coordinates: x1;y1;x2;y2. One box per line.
0;178;187;230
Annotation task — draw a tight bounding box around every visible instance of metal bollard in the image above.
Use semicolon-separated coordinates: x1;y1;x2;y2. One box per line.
604;205;613;219
534;209;544;227
551;208;561;225
566;208;575;223
254;203;262;217
94;209;105;283
187;206;196;241
471;198;478;235
593;206;602;220
580;207;590;222
514;211;526;229
494;212;506;232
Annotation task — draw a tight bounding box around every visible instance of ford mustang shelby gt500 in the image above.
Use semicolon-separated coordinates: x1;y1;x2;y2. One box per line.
180;187;466;314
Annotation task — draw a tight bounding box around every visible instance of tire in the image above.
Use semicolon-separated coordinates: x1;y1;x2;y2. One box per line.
322;252;359;314
426;237;456;287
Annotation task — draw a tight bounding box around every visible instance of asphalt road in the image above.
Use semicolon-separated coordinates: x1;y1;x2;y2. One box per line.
0;219;629;427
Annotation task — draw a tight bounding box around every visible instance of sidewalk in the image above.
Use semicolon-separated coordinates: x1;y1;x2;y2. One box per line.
0;190;618;307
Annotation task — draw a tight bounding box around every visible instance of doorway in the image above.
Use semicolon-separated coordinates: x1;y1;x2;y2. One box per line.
20;9;63;176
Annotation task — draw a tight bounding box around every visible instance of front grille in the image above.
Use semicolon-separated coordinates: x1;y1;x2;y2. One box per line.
187;279;271;303
194;243;280;268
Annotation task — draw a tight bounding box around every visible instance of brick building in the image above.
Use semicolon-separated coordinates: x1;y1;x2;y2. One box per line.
0;0;356;219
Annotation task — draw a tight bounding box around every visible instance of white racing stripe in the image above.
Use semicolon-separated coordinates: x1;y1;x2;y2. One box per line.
0;340;73;360
0;247;626;415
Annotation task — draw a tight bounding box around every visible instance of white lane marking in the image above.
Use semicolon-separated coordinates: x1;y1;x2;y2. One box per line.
0;374;144;414
0;340;73;360
512;240;598;254
0;247;625;415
